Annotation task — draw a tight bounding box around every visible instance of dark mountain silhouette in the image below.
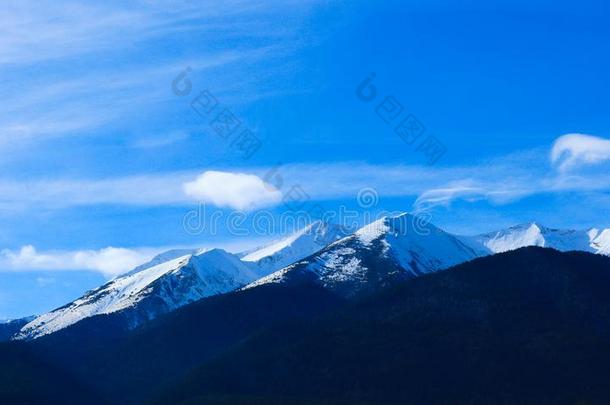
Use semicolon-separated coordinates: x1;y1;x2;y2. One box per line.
0;342;103;404
29;283;344;403
153;247;610;404
0;318;32;342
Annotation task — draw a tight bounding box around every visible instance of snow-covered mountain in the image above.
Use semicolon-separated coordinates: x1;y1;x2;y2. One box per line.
474;223;610;255
15;250;257;340
246;213;487;297
15;221;342;340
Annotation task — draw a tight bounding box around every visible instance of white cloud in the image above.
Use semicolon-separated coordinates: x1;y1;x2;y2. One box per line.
0;245;159;277
184;171;282;210
551;133;610;171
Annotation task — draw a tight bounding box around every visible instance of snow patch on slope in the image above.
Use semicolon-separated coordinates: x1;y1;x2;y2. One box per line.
355;218;390;246
242;265;300;289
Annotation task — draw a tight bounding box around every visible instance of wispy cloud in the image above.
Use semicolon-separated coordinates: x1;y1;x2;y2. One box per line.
0;245;159;277
0;51;261;145
2;132;610;212
414;183;488;210
0;0;312;66
0;0;322;152
0;158;608;212
413;181;535;211
551;133;610;171
415;134;610;211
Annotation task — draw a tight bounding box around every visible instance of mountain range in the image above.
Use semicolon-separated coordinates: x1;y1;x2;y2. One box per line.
4;247;610;403
12;215;610;341
2;212;610;403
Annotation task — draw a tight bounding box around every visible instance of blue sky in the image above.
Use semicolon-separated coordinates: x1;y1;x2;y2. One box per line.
1;0;610;318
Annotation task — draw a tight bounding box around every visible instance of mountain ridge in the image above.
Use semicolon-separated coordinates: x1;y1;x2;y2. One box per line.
13;214;610;340
245;213;486;297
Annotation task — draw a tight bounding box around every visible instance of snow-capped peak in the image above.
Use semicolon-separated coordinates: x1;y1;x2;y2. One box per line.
122;248;200;277
367;213;485;275
476;222;609;254
590;229;610;255
354;213;439;245
478;222;546;253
